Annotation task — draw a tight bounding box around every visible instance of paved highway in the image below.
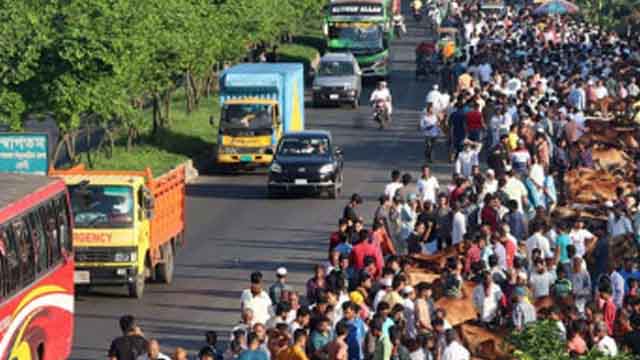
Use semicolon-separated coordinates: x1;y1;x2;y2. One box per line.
71;14;451;360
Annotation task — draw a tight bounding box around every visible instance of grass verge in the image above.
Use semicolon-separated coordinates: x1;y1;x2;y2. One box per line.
83;89;218;175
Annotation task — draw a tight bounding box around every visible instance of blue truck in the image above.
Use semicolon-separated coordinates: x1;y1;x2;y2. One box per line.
214;63;305;167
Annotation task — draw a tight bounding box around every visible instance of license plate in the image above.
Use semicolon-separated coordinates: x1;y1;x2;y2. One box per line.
295;179;308;185
74;271;90;284
329;94;339;100
239;155;252;162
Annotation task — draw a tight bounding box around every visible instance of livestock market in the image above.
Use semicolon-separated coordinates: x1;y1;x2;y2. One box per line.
232;2;640;360
91;0;640;360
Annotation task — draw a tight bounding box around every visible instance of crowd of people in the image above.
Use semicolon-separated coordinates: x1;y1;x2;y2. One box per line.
106;0;640;360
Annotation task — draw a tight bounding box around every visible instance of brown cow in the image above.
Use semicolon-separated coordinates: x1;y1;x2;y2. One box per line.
592;147;633;171
458;323;512;360
405;267;440;286
435;281;478;327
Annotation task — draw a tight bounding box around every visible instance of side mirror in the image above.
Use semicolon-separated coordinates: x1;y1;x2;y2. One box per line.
335;147;343;156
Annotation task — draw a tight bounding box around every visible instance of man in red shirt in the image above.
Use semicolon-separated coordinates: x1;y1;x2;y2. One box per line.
598;285;617;336
350;230;384;277
465;102;485;142
499;230;516;269
465;235;482;274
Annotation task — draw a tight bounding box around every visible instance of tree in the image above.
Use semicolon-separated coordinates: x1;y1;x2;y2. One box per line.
508;321;633;360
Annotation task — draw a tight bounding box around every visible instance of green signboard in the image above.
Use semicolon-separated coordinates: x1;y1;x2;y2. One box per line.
0;133;49;175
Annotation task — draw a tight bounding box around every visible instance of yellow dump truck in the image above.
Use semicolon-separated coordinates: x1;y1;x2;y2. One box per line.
49;165;186;298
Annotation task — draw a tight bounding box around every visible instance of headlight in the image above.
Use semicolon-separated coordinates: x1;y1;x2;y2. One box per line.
114;251;137;262
319;164;335;174
219;146;237;154
373;57;390;68
313;85;321;91
270;162;282;173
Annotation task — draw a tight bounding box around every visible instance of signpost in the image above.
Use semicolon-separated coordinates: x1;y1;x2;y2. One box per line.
0;133;49;175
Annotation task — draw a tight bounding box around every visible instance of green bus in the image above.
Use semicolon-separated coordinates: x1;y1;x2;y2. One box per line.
323;0;396;79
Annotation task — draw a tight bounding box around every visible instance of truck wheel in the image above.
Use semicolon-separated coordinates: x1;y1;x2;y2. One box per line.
156;243;174;284
128;274;145;299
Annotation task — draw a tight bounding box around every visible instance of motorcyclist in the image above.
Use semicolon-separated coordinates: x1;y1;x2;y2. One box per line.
392;11;406;35
370;81;392;121
411;0;423;17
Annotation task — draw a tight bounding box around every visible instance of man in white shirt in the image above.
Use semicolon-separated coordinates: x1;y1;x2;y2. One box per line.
455;140;482;178
526;223;552;266
240;271;273;325
417;165;439;204
594;321;618;356
442;329;470;360
451;203;466;246
370;81;392;114
503;169;529;212
472;273;503;324
384;169;403;198
569;219;596;258
136;339;171;360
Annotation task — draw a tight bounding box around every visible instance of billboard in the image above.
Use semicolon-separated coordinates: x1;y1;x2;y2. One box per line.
0;133;49;175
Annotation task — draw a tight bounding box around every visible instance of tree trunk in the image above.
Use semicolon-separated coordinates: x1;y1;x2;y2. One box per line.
163;89;172;127
152;93;161;136
107;129;114;158
127;127;134;151
65;132;77;165
85;126;93;168
185;71;194;114
189;71;201;108
52;134;67;169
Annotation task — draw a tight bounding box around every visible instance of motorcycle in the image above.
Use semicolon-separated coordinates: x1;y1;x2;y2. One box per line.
372;99;391;129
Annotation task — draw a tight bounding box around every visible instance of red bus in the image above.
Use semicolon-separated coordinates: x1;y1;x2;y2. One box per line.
0;174;74;360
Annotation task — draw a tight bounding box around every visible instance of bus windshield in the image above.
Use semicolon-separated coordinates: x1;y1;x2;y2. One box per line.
69;185;134;228
329;23;383;50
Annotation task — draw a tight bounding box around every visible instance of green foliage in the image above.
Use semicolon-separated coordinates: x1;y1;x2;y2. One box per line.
84;88;218;174
0;0;327;168
508;321;633;360
575;0;640;30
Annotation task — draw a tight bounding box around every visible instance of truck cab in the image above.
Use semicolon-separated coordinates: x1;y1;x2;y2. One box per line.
216;99;281;165
50;165;186;298
65;175;152;296
215;63;305;168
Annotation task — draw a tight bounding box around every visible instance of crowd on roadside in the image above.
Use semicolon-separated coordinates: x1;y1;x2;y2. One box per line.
106;1;640;360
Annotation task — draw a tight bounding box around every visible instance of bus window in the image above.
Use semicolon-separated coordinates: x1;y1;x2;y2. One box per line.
28;211;48;274
57;196;72;252
41;204;61;266
13;219;35;286
0;228;6;297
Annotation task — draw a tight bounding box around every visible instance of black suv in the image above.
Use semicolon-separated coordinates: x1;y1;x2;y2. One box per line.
267;130;344;198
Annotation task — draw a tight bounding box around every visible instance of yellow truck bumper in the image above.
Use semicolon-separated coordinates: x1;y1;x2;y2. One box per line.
217;153;273;165
74;262;139;285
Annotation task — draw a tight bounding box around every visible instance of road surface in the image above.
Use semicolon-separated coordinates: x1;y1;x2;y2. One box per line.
71;14;451;359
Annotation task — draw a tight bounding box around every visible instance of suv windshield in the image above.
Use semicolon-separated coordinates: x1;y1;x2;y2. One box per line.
318;61;355;76
278;137;330;157
69;185;134;228
221;104;273;130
